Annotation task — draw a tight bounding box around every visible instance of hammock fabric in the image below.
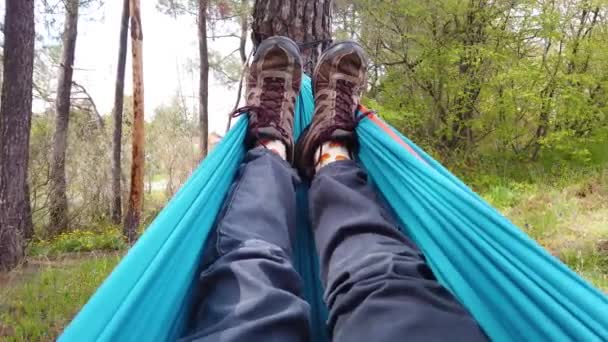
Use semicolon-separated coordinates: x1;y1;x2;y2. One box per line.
60;76;608;342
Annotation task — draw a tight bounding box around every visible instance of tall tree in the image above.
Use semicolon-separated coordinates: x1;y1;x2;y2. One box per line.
198;0;209;159
252;0;333;74
238;0;249;64
124;0;145;242
48;0;79;235
111;0;130;224
226;0;250;132
0;0;36;271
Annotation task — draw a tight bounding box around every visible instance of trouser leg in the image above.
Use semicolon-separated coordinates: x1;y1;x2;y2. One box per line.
309;160;487;342
182;147;311;342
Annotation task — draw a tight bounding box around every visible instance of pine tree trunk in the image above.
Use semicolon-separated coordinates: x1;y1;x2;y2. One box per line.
225;0;250;132
198;0;209;159
49;0;79;235
111;0;130;224
238;0;249;64
0;0;35;271
124;0;145;242
251;0;333;75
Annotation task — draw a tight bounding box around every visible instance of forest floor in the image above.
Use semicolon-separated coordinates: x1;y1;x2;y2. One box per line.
0;169;607;341
477;169;608;290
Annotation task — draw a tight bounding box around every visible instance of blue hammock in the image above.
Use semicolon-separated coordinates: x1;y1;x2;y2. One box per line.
60;76;608;342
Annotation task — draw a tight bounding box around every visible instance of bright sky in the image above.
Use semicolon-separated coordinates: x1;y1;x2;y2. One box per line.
58;1;243;134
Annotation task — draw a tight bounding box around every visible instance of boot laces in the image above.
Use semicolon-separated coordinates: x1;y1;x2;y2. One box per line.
316;79;371;143
232;77;289;138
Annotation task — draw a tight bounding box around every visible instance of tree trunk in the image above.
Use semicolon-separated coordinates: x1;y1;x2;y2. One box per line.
23;182;34;239
49;0;79;235
226;0;250;132
198;0;209;159
449;1;487;151
111;0;130;225
252;0;333;75
0;0;35;271
124;0;145;242
238;0;249;64
531;87;555;160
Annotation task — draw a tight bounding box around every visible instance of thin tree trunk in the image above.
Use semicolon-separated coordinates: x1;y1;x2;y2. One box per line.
0;0;35;271
198;0;209;159
531;87;555;160
238;0;248;64
111;0;130;224
252;0;333;75
124;0;145;242
449;1;487;151
23;183;34;239
226;0;250;133
49;0;79;235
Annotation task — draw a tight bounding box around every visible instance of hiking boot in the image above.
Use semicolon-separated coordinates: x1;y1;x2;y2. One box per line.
235;36;303;161
295;41;368;178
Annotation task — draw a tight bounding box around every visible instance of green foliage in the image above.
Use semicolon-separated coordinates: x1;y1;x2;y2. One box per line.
0;254;121;341
28;107;115;235
345;0;608;161
28;227;127;257
146;96;199;198
482;183;533;209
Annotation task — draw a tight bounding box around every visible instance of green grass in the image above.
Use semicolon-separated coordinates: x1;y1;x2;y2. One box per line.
0;253;122;341
478;169;608;291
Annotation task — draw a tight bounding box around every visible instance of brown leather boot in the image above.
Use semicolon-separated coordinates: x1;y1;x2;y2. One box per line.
235;36;303;162
295;41;368;178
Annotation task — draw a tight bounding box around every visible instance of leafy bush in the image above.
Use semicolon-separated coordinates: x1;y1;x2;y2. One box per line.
28;227;127;257
482;183;527;209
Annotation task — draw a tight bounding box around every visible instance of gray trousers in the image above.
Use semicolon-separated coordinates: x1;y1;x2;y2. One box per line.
182;147;487;341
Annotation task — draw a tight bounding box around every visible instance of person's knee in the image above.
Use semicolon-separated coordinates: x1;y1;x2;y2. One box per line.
222;239;292;263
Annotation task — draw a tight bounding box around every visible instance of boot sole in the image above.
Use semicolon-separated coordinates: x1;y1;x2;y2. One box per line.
314;40;368;80
254;36;303;67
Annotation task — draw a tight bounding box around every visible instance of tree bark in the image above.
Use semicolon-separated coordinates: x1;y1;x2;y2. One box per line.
226;0;250;132
251;0;333;75
48;0;79;235
0;0;35;271
124;0;145;242
449;1;487;151
198;0;209;159
111;0;130;224
238;0;249;64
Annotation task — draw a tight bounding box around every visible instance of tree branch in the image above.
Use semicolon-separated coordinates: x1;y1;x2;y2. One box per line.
71;80;104;130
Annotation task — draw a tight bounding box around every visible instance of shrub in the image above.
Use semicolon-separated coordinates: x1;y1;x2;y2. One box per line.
28;227;127;257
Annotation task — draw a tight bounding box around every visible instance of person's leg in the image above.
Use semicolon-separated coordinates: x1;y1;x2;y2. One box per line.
182;147;310;342
297;41;487;341
181;36;310;342
310;160;487;341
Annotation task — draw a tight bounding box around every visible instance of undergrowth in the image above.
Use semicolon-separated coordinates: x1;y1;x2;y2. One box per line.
0;254;121;341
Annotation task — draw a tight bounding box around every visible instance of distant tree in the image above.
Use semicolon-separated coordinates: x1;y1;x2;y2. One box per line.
198;0;209;159
157;0;250;139
124;0;145;242
111;0;130;224
48;0;80;235
0;0;35;271
147;96;199;197
155;0;210;159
